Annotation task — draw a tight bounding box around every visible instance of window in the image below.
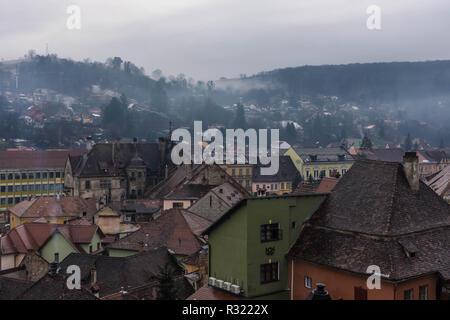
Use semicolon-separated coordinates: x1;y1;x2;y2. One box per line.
260;223;282;242
49;172;54;179
100;180;111;189
85;181;91;189
314;168;319;178
246;180;250;187
0;199;5;205
329;169;333;177
274;184;278;190
281;183;285;189
246;168;250;175
404;288;414;300
291;221;298;229
22;173;27;179
342;168;347;174
28;173;34;179
239;169;243;176
89;245;93;253
14;173;20;180
173;202;184;208
354;286;368;300
36;172;41;179
138;172;142;178
260;262;279;283
0;174;5;181
1;186;5;192
8;173;13;180
231;169;235;176
256;184;259;190
306;169;310;178
54;253;59;263
286;183;291;190
56;172;60;178
97;242;101;250
304;276;312;288
419;285;428;300
7;186;12;193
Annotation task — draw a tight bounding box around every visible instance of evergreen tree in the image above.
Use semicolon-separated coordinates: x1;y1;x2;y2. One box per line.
155;263;178;300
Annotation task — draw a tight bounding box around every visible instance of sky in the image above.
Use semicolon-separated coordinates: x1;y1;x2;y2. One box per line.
1;0;450;80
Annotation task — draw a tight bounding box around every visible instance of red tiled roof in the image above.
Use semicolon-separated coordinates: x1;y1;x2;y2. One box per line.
0;150;85;170
9;197;97;219
0;222;101;255
107;208;202;256
315;177;339;194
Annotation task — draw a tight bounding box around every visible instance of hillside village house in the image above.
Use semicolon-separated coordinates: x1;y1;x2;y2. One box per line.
93;206;139;238
0;149;84;220
203;194;327;299
284;147;354;182
0;221;104;270
64;137;172;204
287;154;450;300
8;196;97;229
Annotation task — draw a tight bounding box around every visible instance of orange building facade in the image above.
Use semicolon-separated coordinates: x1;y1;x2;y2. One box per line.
288;260;440;300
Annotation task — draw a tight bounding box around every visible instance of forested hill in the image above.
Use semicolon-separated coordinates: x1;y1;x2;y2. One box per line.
219;60;450;103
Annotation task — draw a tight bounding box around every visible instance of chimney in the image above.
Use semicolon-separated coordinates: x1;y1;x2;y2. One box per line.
306;283;331;300
90;266;97;286
164;164;169;179
86;136;94;151
403;152;419;191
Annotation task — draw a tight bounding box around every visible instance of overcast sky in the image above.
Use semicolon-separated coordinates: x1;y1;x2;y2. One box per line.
1;0;449;80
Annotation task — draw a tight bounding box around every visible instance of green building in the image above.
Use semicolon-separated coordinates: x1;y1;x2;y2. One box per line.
204;194;326;299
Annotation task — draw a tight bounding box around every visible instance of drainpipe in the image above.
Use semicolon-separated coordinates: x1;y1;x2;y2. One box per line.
290;259;294;300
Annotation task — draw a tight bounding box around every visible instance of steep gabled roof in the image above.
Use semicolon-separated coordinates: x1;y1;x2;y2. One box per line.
307;159;450;236
0;222;102;255
288;159;450;281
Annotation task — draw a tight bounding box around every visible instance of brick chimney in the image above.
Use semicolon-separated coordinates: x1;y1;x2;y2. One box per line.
403;152;419;191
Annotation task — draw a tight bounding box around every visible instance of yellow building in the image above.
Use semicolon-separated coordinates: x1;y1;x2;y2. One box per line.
219;164;253;191
0;150;85;221
8;196;97;229
284;147;354;182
